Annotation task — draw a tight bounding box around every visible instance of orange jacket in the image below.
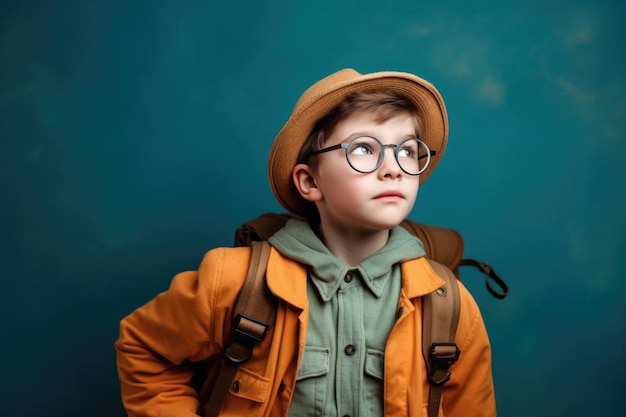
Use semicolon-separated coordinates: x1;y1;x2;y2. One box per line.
116;246;496;417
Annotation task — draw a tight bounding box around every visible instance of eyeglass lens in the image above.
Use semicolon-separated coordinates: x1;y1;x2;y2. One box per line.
345;136;431;175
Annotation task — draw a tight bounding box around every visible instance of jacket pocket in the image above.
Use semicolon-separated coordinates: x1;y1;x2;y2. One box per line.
289;346;330;417
229;366;271;402
363;348;385;417
218;366;271;417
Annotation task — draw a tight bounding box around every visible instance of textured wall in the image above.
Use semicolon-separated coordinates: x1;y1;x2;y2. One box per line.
1;1;624;415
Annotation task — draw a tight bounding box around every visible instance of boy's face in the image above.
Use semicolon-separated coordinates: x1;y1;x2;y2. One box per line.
300;111;420;232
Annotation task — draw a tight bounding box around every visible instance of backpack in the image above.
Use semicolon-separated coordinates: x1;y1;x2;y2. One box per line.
203;213;507;417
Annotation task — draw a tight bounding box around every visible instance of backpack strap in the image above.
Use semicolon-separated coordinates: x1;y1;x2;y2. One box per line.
423;260;461;417
460;258;509;299
203;241;275;417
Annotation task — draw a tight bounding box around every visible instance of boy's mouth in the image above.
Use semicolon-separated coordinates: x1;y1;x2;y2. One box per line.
374;190;405;200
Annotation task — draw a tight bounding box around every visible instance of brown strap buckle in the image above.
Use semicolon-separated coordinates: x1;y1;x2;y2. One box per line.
224;313;271;364
428;342;460;385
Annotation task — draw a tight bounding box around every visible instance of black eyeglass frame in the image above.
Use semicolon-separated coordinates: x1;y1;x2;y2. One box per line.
310;136;436;176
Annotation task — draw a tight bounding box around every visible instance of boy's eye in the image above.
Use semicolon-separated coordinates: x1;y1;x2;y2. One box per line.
398;147;412;158
398;143;417;158
348;139;375;155
351;144;372;155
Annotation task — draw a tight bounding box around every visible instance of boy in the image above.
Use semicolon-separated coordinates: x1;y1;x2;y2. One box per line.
116;69;496;416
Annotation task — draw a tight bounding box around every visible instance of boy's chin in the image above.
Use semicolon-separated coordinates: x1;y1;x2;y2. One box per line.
362;217;407;232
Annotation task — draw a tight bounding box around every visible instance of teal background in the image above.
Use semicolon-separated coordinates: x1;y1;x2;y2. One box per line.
1;0;625;415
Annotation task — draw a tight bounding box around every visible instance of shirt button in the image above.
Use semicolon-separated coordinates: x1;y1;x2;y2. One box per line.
344;344;356;355
344;272;353;283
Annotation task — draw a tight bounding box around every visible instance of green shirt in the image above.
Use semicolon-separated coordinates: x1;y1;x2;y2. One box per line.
269;219;426;417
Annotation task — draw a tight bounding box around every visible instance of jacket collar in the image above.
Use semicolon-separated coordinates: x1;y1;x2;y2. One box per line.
400;257;446;298
266;248;308;310
266;249;445;309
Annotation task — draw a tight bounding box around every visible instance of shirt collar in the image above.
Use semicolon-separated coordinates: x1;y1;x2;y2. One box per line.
269;219;426;301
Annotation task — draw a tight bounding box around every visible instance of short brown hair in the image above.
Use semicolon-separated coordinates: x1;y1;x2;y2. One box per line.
297;90;424;169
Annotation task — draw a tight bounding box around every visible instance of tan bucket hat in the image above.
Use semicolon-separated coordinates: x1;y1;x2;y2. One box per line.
268;68;448;216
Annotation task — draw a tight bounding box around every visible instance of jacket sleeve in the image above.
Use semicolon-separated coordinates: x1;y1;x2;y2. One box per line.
442;281;497;417
115;247;248;417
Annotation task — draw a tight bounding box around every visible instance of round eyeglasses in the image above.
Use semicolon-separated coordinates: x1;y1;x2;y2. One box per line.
310;136;436;176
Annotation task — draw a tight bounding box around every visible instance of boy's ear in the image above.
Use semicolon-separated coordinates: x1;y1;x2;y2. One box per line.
292;163;323;202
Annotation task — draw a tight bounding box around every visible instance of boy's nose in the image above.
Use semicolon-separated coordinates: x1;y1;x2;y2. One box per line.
378;147;402;177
